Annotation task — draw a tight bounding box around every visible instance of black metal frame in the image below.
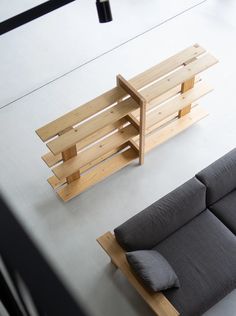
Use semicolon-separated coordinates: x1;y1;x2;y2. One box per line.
0;0;113;36
0;0;76;35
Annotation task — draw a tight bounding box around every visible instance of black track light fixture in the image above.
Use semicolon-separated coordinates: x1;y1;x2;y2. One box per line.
0;0;113;36
96;0;113;23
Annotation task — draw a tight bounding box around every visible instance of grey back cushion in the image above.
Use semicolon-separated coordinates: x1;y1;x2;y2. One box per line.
114;177;206;251
210;189;236;235
196;148;236;205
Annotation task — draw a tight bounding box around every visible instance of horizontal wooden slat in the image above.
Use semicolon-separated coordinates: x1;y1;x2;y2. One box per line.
144;105;208;152
132;85;180;118
43;151;62;168
57;148;138;201
47;98;140;155
147;77;202;110
48;105;208;192
42;83;182;168
132;77;202;119
48;144;127;189
36;87;125;142
46;82;210;183
36;44;205;141
130;43;205;89
52;124;139;180
48;175;65;189
42;118;127;167
141;53;218;102
97;232;179;316
45;78;208;157
146;81;212;128
42;82;190;167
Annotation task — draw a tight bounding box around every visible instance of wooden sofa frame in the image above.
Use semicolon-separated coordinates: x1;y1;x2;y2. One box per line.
36;44;217;201
97;232;180;316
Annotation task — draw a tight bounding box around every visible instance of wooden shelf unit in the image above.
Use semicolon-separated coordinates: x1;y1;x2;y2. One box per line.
36;44;218;202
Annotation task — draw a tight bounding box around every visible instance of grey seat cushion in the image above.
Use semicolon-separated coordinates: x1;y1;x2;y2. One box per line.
210;189;236;235
114;177;206;251
196;148;236;205
153;210;236;316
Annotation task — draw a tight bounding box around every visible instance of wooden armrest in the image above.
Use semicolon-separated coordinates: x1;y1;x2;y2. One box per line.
97;232;180;316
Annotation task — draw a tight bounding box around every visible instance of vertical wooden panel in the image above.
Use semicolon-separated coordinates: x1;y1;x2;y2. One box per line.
116;74;147;165
59;128;80;184
178;77;195;117
139;100;146;165
178;57;197;118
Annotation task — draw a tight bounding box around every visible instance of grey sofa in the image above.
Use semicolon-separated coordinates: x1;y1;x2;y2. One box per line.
114;148;236;316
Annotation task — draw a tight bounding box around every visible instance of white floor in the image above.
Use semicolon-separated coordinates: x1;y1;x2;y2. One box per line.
0;0;204;108
0;1;236;316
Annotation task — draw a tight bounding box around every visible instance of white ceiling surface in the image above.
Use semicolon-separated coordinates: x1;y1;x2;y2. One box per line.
0;0;205;108
1;1;236;316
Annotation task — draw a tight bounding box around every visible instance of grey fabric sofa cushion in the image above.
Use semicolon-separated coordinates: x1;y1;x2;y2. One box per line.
196;148;236;205
114;177;206;251
210;189;236;235
126;250;180;292
153;210;236;316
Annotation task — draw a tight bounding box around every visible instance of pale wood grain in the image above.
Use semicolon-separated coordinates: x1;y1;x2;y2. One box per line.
36;44;205;141
57;148;138;201
141;53;217;102
52;124;138;180
42;118;127;167
47;98;139;155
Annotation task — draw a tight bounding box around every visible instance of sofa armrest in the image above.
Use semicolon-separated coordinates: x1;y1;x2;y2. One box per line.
97;232;179;316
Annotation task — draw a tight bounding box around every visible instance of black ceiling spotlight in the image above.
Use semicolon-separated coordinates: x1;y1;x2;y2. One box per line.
96;0;113;23
0;0;113;36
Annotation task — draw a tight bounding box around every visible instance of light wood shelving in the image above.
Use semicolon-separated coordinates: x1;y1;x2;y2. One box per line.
36;44;218;201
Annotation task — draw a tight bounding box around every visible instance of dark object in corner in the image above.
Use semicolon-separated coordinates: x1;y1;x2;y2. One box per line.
0;194;88;316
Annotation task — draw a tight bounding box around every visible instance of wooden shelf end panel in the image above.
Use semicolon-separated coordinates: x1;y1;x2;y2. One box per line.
117;74;146;105
117;74;146;165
